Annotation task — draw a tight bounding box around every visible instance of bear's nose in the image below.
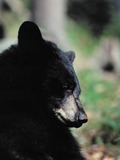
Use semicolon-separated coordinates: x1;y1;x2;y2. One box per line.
76;109;88;124
79;116;88;123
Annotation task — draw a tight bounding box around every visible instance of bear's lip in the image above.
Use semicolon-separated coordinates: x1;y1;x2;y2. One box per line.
66;121;83;128
59;115;84;128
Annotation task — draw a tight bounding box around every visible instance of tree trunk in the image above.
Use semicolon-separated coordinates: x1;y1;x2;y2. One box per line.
31;0;68;49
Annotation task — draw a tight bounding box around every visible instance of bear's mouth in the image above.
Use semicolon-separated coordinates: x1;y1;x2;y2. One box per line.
56;112;83;128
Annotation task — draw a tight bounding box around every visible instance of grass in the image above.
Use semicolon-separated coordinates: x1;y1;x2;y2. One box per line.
79;68;120;131
77;68;120;158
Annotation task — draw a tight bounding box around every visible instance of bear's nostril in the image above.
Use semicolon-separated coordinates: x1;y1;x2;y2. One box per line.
77;112;88;124
81;118;88;123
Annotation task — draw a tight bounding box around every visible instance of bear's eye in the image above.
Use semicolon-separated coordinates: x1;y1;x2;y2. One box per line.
63;83;74;91
63;85;69;90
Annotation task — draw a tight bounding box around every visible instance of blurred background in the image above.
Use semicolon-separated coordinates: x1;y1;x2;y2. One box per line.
0;0;120;159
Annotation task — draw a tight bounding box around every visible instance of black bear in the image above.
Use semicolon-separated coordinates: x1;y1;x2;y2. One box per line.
0;21;88;160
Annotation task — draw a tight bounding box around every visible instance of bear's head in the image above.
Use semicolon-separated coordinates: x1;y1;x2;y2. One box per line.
17;21;88;128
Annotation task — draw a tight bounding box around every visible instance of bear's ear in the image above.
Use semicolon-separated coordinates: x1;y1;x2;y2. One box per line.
66;51;75;63
18;21;43;49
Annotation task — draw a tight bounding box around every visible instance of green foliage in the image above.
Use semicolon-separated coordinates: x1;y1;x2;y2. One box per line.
66;20;99;57
22;0;31;9
78;69;120;143
66;21;120;157
104;12;120;39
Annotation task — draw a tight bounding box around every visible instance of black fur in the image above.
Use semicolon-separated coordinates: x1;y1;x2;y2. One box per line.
0;21;87;160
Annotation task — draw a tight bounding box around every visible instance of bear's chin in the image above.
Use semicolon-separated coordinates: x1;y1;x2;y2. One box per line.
66;122;83;128
66;123;82;128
